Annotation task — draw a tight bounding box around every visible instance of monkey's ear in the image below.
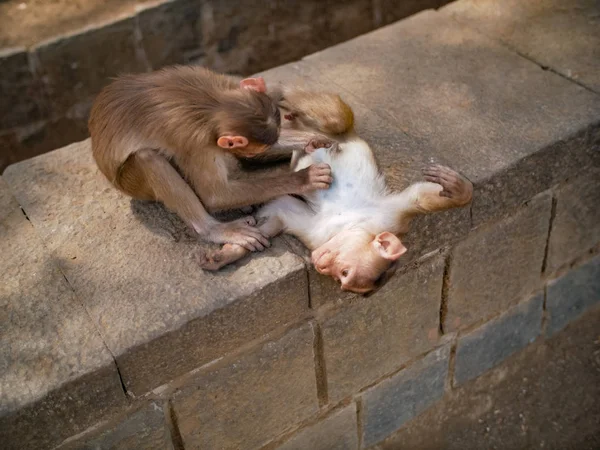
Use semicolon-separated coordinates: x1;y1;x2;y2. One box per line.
240;77;267;93
217;135;249;149
373;232;407;261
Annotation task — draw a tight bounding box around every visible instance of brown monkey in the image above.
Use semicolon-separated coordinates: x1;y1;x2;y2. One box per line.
89;66;334;251
200;136;473;295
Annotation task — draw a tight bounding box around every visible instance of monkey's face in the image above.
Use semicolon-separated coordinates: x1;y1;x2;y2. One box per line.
311;229;406;294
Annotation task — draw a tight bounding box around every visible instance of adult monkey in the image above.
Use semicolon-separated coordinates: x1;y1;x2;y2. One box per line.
90;67;350;251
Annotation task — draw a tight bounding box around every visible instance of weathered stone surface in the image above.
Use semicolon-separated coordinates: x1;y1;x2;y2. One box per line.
276;405;358;450
321;254;444;402
546;255;600;336
0;47;44;129
324;0;373;45
3;140;309;395
446;191;551;332
304;9;600;226
547;169;600;274
33;16;148;116
57;402;174;450
200;0;330;75
173;324;319;450
361;345;450;447
375;0;450;26
454;293;543;386
138;0;203;68
446;0;600;93
378;307;600;450
0;177;126;450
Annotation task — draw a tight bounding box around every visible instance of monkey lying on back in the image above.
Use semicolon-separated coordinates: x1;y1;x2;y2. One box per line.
89;67;352;252
200;134;473;295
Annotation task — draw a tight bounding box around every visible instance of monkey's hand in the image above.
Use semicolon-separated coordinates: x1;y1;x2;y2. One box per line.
206;216;271;252
296;163;333;192
422;164;473;206
197;244;248;271
305;138;336;154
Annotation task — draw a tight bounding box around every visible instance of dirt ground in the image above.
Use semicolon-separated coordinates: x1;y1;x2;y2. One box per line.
377;306;600;450
0;0;151;48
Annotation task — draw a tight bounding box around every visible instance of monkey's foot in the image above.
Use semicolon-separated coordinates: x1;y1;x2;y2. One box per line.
422;164;473;206
197;244;248;271
208;217;270;252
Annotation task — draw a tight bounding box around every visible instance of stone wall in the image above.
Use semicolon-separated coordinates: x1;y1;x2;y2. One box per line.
0;0;450;172
1;1;599;449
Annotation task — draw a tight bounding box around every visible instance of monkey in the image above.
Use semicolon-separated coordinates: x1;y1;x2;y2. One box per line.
89;66;343;252
198;135;473;295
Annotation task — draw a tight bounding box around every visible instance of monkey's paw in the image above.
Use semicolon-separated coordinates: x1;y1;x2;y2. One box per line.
298;163;333;192
197;244;249;271
208;217;270;252
422;164;473;206
305;137;336;154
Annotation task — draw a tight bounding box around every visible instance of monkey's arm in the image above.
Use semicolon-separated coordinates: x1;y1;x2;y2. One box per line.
386;165;473;227
199;163;332;212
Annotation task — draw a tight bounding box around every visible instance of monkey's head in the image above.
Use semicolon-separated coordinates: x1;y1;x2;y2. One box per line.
276;88;354;136
216;77;281;157
311;228;406;294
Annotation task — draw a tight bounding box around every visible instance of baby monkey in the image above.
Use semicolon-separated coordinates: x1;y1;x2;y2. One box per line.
200;136;473;295
89;66;337;251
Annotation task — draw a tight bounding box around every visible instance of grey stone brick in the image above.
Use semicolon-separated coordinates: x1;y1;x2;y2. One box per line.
173;324;319;450
446;191;551;332
0;178;126;450
321;254;444;403
3;140;309;395
0;47;43;129
361;345;450;447
546;255;600;336
454;293;544;386
276;405;358;450
547;169;600;274
446;0;600;93
32;16;148;116
304;9;600;226
56;403;173;450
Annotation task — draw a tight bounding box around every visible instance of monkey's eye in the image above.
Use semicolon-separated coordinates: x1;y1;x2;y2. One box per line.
341;269;349;277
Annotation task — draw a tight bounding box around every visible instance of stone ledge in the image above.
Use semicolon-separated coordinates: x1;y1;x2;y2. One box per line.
1;1;599;449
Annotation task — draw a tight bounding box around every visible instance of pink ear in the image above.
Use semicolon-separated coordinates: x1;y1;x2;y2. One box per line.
373;232;407;261
240;77;267;93
217;136;249;149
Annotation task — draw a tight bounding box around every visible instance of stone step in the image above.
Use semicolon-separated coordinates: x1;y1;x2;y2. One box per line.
1;1;599;449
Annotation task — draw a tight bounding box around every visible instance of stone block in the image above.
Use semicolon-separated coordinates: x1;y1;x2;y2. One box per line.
446;191;551;332
303;9;600;226
546;169;600;273
3;140;309;395
0;47;44;129
33;16;148;116
138;0;203;68
360;345;450;447
446;0;600;93
173;324;319;450
57;403;174;450
454;293;543;386
546;255;600;336
375;0;450;26
276;405;358;450
0;178;126;450
321;254;444;402
323;0;374;45
200;0;330;75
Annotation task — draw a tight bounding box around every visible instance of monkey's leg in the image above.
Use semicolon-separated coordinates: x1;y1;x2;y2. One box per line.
199;195;315;271
387;165;473;225
119;149;269;251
